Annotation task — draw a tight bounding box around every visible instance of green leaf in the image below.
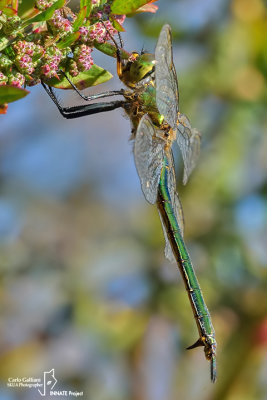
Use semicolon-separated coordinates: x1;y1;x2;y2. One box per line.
44;65;113;90
111;0;153;14
1;6;16;15
80;0;91;17
0;35;9;52
94;42;130;60
127;2;158;15
110;16;125;32
11;0;18;12
22;0;65;26
4;44;15;60
57;31;80;49
18;0;35;17
0;0;9;10
72;6;87;31
11;0;18;10
0;85;29;103
0;0;17;15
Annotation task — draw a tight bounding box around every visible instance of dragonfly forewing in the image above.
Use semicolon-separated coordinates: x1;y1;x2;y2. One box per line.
158;191;185;264
167;153;185;238
158;210;176;263
134;114;165;204
135;115;185;263
177;114;201;184
160;152;185;262
155;24;179;130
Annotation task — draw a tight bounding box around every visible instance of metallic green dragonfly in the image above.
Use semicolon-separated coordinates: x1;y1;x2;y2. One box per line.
42;24;217;382
124;25;216;382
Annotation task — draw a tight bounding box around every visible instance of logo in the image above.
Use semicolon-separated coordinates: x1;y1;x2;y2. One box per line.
38;369;57;396
7;369;83;397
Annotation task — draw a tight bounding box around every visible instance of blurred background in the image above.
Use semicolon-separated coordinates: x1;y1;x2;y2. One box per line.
0;0;267;399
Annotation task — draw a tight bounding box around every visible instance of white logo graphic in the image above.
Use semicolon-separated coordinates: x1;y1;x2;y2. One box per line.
6;369;83;397
38;369;57;396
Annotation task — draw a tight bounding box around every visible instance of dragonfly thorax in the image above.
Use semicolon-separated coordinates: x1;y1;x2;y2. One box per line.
123;84;166;137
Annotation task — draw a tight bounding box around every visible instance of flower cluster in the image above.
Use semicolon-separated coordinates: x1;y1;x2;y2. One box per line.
73;44;94;72
41;45;63;79
13;40;36;56
12;40;44;82
8;71;25;87
35;0;57;11
0;1;126;88
0;71;8;85
0;67;25;87
48;8;75;35
87;19;121;44
88;22;108;44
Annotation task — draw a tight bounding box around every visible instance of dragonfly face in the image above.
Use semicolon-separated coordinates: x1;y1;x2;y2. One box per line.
119;52;155;89
117;29;179;139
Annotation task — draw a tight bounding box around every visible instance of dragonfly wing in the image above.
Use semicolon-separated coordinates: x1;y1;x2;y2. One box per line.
177;114;201;184
155;24;179;130
134;114;165;204
167;153;185;238
158;210;176;263
158;153;185;264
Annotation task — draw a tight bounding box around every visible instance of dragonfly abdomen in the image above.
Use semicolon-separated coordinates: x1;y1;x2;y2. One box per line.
157;155;216;380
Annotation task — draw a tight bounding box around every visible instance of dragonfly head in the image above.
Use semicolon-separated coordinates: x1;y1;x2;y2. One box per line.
119;52;155;88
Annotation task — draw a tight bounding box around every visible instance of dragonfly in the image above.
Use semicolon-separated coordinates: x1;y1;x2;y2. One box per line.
42;24;217;382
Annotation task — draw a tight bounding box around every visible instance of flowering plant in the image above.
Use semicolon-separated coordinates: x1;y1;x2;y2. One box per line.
0;0;158;113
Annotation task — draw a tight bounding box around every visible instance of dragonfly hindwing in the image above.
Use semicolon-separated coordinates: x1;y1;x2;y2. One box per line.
134;115;165;204
158;154;185;264
167;153;185;238
177;114;201;184
158;210;176;263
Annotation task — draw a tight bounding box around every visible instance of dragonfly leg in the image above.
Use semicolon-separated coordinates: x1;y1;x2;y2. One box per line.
41;82;125;119
99;20;124;80
117;31;124;49
59;69;125;101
